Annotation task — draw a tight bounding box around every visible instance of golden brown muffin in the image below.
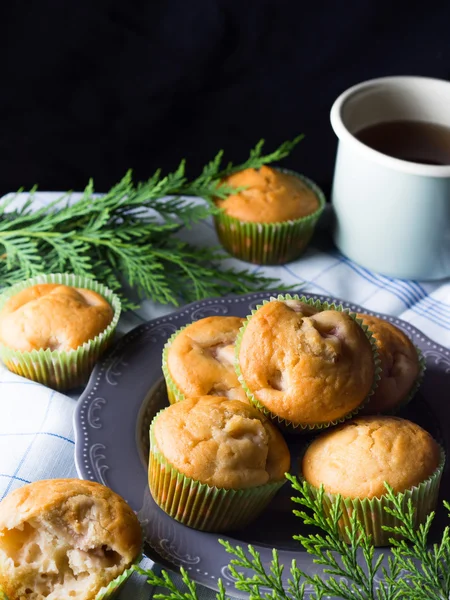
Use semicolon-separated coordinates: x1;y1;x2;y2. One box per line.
0;284;114;352
216;165;320;223
237;299;375;426
166;316;247;402
302;416;441;499
152;395;290;489
0;479;142;600
356;313;420;414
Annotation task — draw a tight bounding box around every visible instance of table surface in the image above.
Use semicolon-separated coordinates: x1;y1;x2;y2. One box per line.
1;191;450;599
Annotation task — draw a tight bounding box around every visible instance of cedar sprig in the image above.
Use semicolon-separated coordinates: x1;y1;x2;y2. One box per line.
218;134;305;178
135;475;450;600
219;542;310;600
180;134;305;201
381;490;450;599
287;475;401;600
133;565;227;600
0;137;304;307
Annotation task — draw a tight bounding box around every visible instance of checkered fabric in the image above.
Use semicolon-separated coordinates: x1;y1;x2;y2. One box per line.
0;192;449;598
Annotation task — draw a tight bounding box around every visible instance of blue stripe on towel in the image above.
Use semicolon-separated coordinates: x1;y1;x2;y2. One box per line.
1;390;56;500
0;432;74;444
340;258;411;307
0;474;31;484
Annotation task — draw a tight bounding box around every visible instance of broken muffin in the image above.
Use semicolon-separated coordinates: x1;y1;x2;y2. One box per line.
0;479;142;600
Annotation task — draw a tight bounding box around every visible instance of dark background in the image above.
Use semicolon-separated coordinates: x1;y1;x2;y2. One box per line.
1;0;449;196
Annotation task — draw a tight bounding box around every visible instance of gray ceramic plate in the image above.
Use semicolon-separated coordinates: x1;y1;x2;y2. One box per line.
74;291;450;597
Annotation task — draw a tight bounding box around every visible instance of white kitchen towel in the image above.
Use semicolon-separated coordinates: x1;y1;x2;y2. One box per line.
0;192;449;599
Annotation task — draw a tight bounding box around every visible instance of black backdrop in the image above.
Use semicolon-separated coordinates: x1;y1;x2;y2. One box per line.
1;0;449;196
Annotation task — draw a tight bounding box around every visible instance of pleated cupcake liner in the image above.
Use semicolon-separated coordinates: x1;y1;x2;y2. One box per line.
213;170;326;265
0;273;121;391
161;326;189;404
235;294;382;432
303;447;445;547
363;345;426;416
148;412;285;532
94;562;140;600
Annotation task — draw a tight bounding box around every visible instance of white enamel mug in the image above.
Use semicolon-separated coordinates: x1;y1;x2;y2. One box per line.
330;76;450;280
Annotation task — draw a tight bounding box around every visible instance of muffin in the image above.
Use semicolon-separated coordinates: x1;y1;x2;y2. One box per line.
236;295;379;430
0;273;121;390
148;395;290;531
214;166;325;264
0;479;142;600
162;315;247;404
302;416;444;545
356;313;423;414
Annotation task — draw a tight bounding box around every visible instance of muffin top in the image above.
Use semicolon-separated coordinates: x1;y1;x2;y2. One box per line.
237;299;375;424
152;395;290;489
0;283;114;352
216;166;320;223
167;316;247;402
302;416;441;499
356;314;420;414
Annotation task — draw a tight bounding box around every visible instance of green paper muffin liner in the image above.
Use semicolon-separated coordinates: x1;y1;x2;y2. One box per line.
94;567;135;600
94;561;141;600
303;447;445;547
213;170;326;265
148;411;285;532
0;273;121;391
235;294;382;433
161;326;189;404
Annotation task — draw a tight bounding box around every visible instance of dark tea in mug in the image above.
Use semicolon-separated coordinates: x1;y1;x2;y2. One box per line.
355;120;450;166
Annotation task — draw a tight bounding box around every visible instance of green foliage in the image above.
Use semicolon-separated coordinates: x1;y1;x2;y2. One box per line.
134;565;227;600
181;135;305;201
381;495;450;599
136;475;450;600
0;137;302;307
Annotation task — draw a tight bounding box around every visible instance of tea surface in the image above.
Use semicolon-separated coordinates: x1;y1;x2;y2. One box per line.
355;120;450;165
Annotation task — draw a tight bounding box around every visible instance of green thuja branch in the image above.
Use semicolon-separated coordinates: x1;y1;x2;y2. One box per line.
179;135;305;201
380;489;450;599
134;566;227;600
220;542;310;600
0;137;303;306
136;475;450;600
